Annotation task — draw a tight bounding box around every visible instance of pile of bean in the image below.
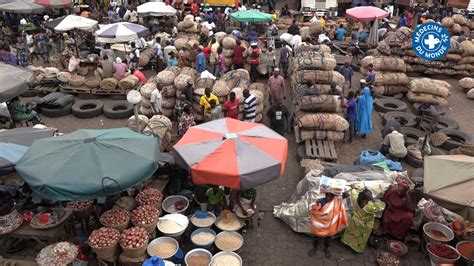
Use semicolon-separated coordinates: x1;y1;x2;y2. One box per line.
428;243;458;259
136;188;163;206
376;251;399;265
66;200;93;211
100;208;129;226
131;205;159;225
88;227;120;248
119;226;148;249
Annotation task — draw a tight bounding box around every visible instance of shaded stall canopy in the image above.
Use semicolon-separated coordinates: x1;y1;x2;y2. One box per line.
0;0;45;14
0;63;34;103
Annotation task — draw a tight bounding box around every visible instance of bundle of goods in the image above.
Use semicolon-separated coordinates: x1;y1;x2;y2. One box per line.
139;82;157;117
249;83;267;122
361;56;409;96
27;66;60;86
193;78;215;122
291;48;348;143
379;22;474;77
177;14;199;33
222;35;237;68
138;48;154;68
88;227;121;258
407;78;451;106
459;77;474;99
100;77;119;91
127;114;149;132
118;75;139;90
143;114;173;151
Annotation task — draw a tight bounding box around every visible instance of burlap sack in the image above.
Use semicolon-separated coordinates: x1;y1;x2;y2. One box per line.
100;77;119;91
374;73;408;86
128;115;149;132
467;89;474;99
295;70;344;86
295;113;349;131
445;53;462;61
300;26;311;40
451;23;462;34
249;89;264;104
376;41;391;56
293;84;332;97
452;14;468;26
223;36;237;49
442;17;454;28
454;64;474;71
294;51;336;71
373;85;409;96
309;20;323;35
160;131;172;152
407;91;449;106
384;32;401;46
361;56;406;73
141;97;151;108
459;77;474;89
231;87;244;102
156;70;176;86
195;78;214;89
294;127;345;143
140;82;156;99
297;95;345;112
118;75;139;90
396;27;411;42
410;79;451;98
174;74;194;90
174;37;188;50
139;105;154;117
460;40;474;57
212;79;231;97
249;83;267;100
161;97;176;109
144;115;172;139
162;85;177;98
234;69;251;81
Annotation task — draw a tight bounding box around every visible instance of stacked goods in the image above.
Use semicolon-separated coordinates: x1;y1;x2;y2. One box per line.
361;56;409;96
143;115;173;151
139;82;157;117
177;15;199;33
118;75;139;90
459;77;474;99
100;77;119;91
407;78;451;106
291;49;348;143
193;78;215;122
138;48;154;68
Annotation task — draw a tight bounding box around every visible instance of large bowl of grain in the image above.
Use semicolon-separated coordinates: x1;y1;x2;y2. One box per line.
214;213;244;232
157;214;189;237
191;211;216;228
211;251;242;266
215;231;244;252
190;228;216;248
185;248;212;266
147;237;179;259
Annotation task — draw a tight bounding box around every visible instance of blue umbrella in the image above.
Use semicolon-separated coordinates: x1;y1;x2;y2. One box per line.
0;143;28;175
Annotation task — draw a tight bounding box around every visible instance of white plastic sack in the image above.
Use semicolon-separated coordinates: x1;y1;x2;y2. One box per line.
200;70;216;80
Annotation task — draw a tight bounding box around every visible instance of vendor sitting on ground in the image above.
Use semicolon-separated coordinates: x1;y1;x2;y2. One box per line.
206;185;226;214
380;127;407;159
96;55;113;79
381;118;401;138
231;188;257;216
381;181;415;240
308;192;348;258
113;57;130;80
7;97;41;124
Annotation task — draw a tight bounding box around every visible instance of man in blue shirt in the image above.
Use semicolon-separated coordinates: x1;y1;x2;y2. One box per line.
397;11;408;28
196;46;206;74
345;91;356;143
336;24;347;41
358;29;368;42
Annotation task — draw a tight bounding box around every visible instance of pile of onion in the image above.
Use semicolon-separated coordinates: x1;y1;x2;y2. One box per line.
131;205;159;226
119;226;148;249
135;188;163;206
66;200;93;211
88;227;120;248
100;208;130;226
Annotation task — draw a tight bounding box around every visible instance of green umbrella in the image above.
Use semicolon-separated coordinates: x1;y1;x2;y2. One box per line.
230;10;272;23
15;128;160;201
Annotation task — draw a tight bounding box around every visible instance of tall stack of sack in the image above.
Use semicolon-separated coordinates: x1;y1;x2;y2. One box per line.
139;81;157;117
459;77;474;100
361;56;409;97
290;48;349;143
160;66;182;118
144;115;173;152
176;15;199;34
221;36;249;70
407;78;451;106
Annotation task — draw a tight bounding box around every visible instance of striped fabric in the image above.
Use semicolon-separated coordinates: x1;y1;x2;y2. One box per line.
243;94;257;121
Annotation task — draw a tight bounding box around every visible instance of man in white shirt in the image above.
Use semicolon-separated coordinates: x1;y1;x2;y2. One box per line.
309;13;319;23
163;40;178;65
202;21;216;31
153;37;163;71
381;127;407;159
150;87;162;115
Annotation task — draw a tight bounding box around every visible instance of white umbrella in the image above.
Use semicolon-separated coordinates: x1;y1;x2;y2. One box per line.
44;15;98;32
137;2;177;17
95;22;149;44
0;0;44;14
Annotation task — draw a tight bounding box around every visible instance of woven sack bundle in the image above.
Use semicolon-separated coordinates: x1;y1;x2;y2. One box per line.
295;70;344;86
160;132;172;152
411;78;452;90
140;97;151;108
174;74;194;90
293;84;332;96
212;79;231;97
249;89;264;105
179;67;196;79
296;113;349;131
144;115;172;139
128;114;149;132
294;127;344;143
407;91;449;106
361;56;406;72
454;64;474;71
57;72;72;83
85;77;101;88
222;36;237;49
44;67;60;78
461;40;474;57
376;41;391;56
140;83;157;98
442;17;454;28
396;27;411;42
162;85;177;98
452;14;468;25
139;105;154;117
118;75;139;90
195;78;214;89
309;20;323;35
231;87;244;102
161;97;176;109
156;70;176;86
194;88;205;96
459;77;474;89
100;77;119;91
174;37;189;50
467;89;474;99
451;23;462;34
249;83;266;95
373;85;409;96
300;27;311;40
383;32;401;46
182;18;194;28
445;53;462;61
410;79;451;98
374;73;408;86
294;51;336;71
297;95;345;112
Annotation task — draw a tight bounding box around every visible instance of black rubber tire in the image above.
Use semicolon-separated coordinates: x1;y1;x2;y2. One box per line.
103;101;134;119
400;127;426;147
436;116;459;131
72;100;104;119
439;128;473;151
405;153;423;168
40;103;73;118
77;93;99;100
382;112;417;127
20;90;38;98
413;103;446;116
296;144;309;161
374;98;408;113
373;93;404;100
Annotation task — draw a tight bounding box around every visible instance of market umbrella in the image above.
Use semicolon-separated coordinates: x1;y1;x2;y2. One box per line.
15;128;160;201
346;6;389;22
0;0;14;4
0;63;34;102
137;1;177;17
173;118;288;190
44;15;98;32
368;18;379;47
230;10;273;23
0;0;45;14
424;155;474;220
0;127;55;176
95;22;149;43
34;0;70;8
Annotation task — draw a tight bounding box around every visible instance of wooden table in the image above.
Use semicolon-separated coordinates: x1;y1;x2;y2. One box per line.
304;139;338;163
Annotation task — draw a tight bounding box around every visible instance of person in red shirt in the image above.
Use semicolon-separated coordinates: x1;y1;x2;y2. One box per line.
202;42;211;60
223;91;240;119
249;42;261;82
131;67;148;84
191;2;198;15
232;39;246;70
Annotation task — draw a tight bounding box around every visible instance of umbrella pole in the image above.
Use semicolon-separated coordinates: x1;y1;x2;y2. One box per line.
133;104;140;132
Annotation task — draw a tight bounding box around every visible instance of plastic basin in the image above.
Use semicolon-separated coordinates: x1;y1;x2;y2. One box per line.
157;214;189;238
162;195;190;214
423;222;454;243
426;243;460;264
211;251;242;266
190;228;216;249
215;231;244;252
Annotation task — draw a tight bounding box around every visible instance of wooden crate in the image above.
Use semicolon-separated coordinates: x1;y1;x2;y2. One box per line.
34;85;58;93
304;139;338;162
91;88;126;95
59;84;91;94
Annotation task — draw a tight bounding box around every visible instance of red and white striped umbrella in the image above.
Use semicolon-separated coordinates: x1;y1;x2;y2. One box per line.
35;0;70;8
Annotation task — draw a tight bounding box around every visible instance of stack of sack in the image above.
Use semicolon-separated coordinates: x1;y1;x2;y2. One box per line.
176;15;199;34
138;48;155;68
248;83;268;122
290;49;348;143
159;66;182;118
174;66;197;117
139;81;157;117
118;75;139;91
143;115;173;152
407;78;451;106
361;56;409;97
221;36;249;69
459;77;474;100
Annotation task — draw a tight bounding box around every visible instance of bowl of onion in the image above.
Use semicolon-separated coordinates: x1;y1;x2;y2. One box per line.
119;226;149;258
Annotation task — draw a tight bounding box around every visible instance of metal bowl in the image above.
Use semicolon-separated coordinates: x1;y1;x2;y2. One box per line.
423;222;454;243
456;240;474;261
215;231;244;252
184;248;212;266
147;237;179;259
190;211;216;228
211;251;242;266
426;243;460;264
162;195;189;214
214;213;244;232
157;214;189;238
190;228;216;248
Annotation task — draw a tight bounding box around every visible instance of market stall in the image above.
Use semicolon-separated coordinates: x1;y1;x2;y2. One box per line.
0;63;34;103
137;2;177;17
